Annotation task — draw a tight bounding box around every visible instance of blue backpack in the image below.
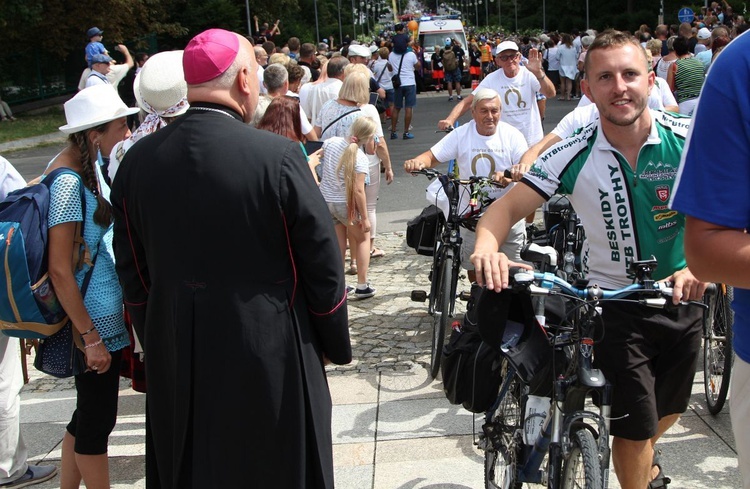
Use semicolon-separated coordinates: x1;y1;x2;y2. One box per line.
0;168;89;339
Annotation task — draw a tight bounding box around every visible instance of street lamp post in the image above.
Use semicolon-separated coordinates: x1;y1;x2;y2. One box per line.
514;0;517;32
245;0;252;36
542;0;545;31
338;0;344;46
585;0;589;30
352;0;357;39
314;0;320;43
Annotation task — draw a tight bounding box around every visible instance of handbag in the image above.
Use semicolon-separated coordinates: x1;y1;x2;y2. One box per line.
391;53;406;90
33;320;87;378
372;66;388;114
33;252;99;378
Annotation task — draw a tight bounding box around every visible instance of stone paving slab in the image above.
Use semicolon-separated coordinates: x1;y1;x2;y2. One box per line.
16;230;742;489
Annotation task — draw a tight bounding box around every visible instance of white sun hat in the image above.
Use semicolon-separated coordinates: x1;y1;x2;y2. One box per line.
134;50;189;116
59;84;139;134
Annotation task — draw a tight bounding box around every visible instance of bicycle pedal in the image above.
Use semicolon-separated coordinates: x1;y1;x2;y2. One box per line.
411;290;427;302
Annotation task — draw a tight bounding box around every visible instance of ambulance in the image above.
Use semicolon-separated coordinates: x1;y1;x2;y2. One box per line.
417;17;470;88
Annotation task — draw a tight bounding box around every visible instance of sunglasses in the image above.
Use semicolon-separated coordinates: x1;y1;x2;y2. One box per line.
497;52;520;62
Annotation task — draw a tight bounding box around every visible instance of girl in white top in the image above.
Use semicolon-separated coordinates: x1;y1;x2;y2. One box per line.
318;117;380;299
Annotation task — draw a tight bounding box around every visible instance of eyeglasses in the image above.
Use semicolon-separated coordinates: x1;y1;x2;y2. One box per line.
497;52;520;62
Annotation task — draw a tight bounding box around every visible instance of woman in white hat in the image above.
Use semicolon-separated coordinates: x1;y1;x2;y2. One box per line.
45;83;138;489
108;50;189;182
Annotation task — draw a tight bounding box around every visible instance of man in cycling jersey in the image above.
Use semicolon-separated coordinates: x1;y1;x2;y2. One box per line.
471;31;707;489
404;88;528;282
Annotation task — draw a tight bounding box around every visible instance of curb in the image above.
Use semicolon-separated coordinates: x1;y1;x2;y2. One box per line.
0;133;67;153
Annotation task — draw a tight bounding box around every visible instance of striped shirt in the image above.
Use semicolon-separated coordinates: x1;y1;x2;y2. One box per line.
674;57;705;103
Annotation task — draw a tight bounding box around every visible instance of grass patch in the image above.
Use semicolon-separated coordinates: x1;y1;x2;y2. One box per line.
0;108;66;143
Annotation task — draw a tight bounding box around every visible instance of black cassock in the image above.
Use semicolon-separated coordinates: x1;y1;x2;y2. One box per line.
111;103;351;488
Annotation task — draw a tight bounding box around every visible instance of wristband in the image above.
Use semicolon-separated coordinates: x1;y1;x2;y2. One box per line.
81;326;97;336
84;339;103;349
537;73;546;81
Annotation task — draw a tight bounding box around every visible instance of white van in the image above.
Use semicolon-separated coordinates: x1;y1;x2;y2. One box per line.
417;17;469;88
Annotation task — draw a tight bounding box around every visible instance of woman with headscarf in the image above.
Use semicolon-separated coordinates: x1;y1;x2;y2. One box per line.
107;50;189;183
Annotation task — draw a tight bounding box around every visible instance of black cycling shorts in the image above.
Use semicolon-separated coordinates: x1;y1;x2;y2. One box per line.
594;301;702;441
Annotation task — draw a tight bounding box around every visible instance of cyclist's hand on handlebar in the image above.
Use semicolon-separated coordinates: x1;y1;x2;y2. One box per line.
491;171;512;187
470;251;533;292
438;119;454;131
663;267;708;305
404;159;427;172
507;162;532;181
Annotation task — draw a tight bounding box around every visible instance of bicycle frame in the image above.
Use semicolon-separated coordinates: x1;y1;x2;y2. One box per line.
481;258;701;489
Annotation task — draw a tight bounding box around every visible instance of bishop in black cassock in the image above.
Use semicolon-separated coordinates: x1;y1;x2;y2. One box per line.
111;29;351;488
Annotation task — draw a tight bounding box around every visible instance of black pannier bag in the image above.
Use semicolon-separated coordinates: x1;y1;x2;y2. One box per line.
406;205;444;256
543;194;572;232
441;285;504;414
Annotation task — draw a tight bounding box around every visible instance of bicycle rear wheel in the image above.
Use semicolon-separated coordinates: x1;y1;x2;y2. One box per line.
430;254;454;379
560;429;603;489
484;373;523;489
704;284;734;414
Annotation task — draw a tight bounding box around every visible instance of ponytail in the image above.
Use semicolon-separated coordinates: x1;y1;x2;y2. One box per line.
335;117;378;221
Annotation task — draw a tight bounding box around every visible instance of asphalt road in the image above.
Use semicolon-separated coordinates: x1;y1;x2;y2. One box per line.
3;93;574;233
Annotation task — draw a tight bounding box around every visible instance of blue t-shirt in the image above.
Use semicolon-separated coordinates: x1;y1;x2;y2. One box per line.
86;41;107;67
47;169;128;352
671;32;750;363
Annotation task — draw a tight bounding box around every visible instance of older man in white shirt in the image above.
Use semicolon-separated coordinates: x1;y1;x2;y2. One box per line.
299;56;349;123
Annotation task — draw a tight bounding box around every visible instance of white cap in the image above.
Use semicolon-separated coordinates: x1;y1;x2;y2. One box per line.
494;41;519;56
697;27;711;40
347;43;371;57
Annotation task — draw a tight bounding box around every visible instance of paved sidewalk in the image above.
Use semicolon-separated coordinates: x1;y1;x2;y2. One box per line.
18;232;741;488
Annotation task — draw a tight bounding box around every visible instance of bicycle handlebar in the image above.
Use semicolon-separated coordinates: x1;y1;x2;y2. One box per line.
409;168;505;188
507;267;714;307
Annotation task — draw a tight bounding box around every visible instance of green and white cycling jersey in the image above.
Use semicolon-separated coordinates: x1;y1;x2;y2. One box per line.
523;109;691;289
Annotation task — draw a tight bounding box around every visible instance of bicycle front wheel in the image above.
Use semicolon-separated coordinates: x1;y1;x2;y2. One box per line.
560;429;603;489
484;372;523;489
430;254;454;379
704;284;734;414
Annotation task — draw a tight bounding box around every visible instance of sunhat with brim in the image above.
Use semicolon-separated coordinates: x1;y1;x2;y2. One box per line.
134;50;188;115
59;84;140;134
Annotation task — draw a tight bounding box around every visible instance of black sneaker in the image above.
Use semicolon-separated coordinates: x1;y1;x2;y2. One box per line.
350;285;376;300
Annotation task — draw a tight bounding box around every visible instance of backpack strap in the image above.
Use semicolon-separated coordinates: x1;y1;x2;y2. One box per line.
43;168;92;272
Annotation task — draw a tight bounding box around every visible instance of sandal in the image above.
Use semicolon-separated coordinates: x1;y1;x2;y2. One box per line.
346;263;358;275
648;448;671;489
370;248;386;258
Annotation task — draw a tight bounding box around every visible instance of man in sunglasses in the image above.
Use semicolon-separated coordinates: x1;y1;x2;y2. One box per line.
438;40;555;148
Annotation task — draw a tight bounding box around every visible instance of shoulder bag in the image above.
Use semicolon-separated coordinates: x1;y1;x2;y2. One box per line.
321;108;361;137
391;54;406;90
372;66;388;114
